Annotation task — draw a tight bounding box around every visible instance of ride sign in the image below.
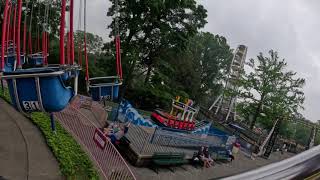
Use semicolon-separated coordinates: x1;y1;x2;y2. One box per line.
22;101;41;111
93;128;108;150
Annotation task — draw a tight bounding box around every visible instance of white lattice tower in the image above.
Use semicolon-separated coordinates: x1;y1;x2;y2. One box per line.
208;45;248;122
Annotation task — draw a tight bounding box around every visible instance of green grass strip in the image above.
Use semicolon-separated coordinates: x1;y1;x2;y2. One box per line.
0;86;99;180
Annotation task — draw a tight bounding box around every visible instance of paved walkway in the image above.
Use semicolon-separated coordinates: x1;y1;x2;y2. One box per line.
0;99;63;180
131;151;294;180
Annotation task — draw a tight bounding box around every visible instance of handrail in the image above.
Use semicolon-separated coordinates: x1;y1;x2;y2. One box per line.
223;145;320;180
89;82;123;88
89;76;120;81
88;76;123;88
2;71;65;79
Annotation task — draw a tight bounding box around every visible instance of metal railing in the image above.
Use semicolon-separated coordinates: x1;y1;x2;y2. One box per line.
151;128;227;148
55;101;136;180
223;145;320;180
125;123;232;156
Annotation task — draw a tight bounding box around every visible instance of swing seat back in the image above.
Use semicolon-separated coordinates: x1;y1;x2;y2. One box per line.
2;68;74;113
2;54;25;72
28;53;45;66
89;76;122;102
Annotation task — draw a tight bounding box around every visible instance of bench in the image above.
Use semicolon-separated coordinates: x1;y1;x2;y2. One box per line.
151;152;188;173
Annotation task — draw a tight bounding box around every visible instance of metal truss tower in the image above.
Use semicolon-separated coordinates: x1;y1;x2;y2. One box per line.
208;45;248;122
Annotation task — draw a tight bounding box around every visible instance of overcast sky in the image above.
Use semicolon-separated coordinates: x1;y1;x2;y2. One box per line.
82;0;320;122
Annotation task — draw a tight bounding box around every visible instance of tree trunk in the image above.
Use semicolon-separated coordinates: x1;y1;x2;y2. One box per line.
250;94;265;129
120;59;136;98
144;65;152;85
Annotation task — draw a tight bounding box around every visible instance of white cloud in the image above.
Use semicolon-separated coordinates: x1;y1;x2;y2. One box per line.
200;0;320;121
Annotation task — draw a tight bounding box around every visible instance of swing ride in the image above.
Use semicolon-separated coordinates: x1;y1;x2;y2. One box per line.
0;0;122;113
86;0;123;102
1;0;79;113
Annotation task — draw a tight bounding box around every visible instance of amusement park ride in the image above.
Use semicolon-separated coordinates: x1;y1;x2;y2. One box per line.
151;96;201;131
0;0;122;131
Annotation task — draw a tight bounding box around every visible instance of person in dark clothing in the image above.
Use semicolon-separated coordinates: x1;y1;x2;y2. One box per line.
196;146;212;168
203;146;214;167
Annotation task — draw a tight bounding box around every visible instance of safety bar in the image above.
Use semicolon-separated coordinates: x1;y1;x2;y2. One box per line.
89;82;123;88
89;76;120;81
1;70;65;79
27;53;50;58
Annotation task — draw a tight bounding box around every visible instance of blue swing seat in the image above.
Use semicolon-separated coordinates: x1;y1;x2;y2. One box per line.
2;68;74;113
3;54;25;72
27;53;46;66
89;76;122;102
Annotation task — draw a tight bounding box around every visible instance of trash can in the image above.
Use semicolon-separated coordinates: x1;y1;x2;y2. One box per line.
232;143;241;154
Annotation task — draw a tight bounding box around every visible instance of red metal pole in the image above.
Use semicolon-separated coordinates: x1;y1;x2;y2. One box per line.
42;31;46;63
16;0;22;67
6;5;12;50
67;31;70;64
23;20;27;56
60;0;67;65
1;0;9;71
37;32;40;52
117;36;122;79
115;38;119;76
70;0;74;64
45;32;49;64
28;32;32;54
13;5;17;48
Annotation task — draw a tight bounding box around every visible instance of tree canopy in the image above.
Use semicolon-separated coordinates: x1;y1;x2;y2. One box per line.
104;0;208;86
237;50;305;130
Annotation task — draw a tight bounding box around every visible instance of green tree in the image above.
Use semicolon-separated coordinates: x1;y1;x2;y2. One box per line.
238;50;305;130
158;32;233;105
104;0;207;88
74;30;104;55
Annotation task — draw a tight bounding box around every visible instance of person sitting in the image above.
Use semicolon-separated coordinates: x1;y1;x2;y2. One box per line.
108;123;130;145
102;123;116;136
203;146;214;167
197;146;211;168
228;149;235;162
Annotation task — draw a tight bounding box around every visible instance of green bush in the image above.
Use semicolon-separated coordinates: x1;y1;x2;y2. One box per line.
0;87;99;179
31;113;99;180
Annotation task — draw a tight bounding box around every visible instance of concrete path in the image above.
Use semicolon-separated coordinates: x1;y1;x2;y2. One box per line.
131;151;294;180
0;99;63;180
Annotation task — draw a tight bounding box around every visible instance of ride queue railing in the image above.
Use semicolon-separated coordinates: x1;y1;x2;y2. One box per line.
55;100;136;180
